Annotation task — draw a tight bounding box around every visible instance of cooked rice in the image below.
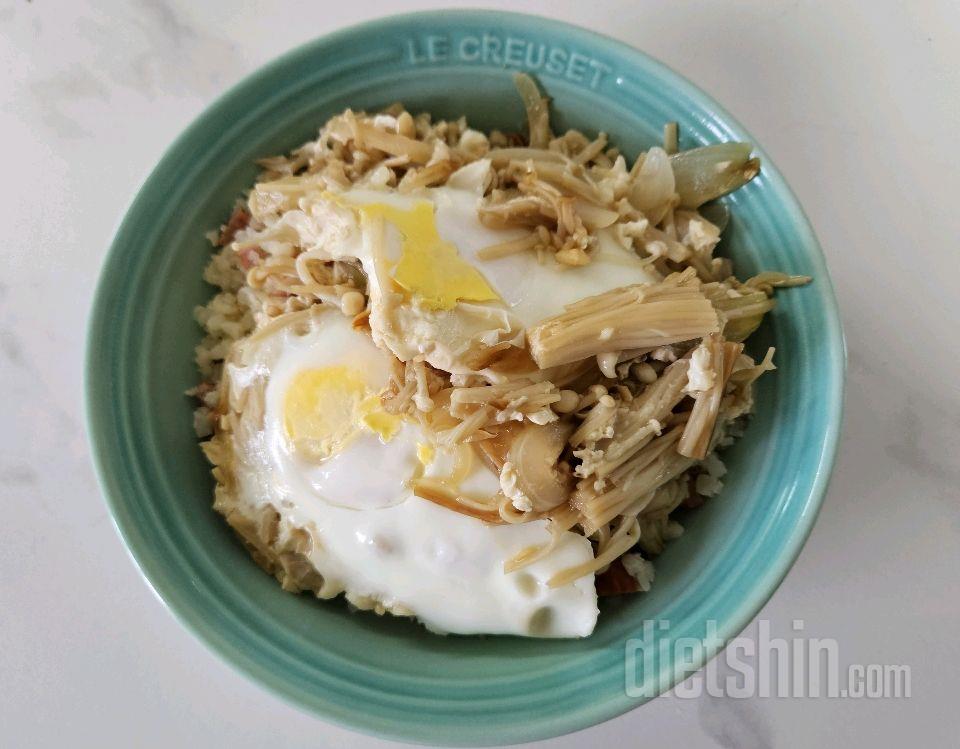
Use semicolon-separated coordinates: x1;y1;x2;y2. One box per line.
192;73;810;602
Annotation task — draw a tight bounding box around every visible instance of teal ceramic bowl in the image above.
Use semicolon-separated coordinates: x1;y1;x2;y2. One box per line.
86;10;844;746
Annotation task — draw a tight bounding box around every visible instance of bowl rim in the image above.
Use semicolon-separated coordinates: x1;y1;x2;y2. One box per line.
85;8;846;745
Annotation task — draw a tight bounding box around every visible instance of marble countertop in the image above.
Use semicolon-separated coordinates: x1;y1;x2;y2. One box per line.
3;1;958;747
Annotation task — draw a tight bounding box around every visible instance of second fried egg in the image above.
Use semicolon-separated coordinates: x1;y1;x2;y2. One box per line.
269;159;659;377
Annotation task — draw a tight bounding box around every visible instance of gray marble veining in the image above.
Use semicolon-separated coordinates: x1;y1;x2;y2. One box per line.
2;1;958;747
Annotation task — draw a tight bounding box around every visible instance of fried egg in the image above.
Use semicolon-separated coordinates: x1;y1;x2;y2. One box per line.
296;159;658;377
222;307;598;636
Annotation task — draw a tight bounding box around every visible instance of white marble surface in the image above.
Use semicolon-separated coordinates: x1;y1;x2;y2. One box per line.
3;1;959;746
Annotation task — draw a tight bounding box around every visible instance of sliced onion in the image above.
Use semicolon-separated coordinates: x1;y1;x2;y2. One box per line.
629;146;675;217
513;73;551;149
697;201;731;233
473;424;520;472
670;143;759;208
574;199;619;230
507;422;574;512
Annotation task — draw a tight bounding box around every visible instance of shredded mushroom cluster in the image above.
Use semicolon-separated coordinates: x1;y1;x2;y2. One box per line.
194;74;809;598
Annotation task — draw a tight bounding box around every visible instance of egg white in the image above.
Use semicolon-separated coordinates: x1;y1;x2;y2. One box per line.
222;307;599;636
314;160;658;377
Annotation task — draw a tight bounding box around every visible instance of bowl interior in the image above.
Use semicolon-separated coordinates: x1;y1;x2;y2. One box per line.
87;11;843;746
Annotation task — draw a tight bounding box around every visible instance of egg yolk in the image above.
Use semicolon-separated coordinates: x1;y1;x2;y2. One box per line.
416;442;436;467
358;201;500;311
283;366;401;460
